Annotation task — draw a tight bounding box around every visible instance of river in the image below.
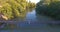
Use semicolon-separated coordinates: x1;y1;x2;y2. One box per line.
0;9;60;32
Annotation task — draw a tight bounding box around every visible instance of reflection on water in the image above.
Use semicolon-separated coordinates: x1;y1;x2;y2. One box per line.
26;10;37;22
0;9;60;32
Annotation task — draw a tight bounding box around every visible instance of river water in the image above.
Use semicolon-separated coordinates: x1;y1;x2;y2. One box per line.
0;10;60;32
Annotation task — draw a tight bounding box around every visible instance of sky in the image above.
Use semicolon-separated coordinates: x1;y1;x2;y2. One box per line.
27;0;40;3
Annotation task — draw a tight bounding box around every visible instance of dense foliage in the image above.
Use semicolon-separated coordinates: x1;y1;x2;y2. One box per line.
36;0;60;20
0;0;35;20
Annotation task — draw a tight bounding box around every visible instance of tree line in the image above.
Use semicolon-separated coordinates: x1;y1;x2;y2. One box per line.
0;0;35;20
36;0;60;20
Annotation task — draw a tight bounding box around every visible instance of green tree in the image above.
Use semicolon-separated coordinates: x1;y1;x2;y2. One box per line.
0;0;36;20
36;0;60;20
